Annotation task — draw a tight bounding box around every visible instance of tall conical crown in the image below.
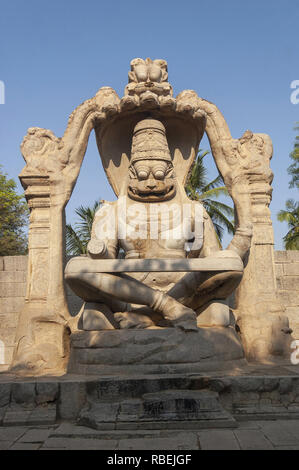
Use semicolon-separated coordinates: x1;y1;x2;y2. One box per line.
130;118;172;164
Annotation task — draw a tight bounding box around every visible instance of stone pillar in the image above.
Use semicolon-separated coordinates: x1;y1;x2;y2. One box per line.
11;95;104;375
12;173;70;375
197;98;292;361
234;169;292;361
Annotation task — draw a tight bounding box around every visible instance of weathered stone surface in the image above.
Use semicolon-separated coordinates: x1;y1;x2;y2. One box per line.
10;442;41;450
3;409;32;426
281;276;299;291
283;263;299;276
274;251;289;262
69;327;244;375
0;313;19;329
259;420;299;446
0;383;11;407
234;429;274;450
118;433;199;450
82;303;116;330
58;381;86;420
3;256;27;272
78;384;236;430
67;293;84;317
0;327;17;347
279;377;293;394
197;301;230;327
198;429;240;450
0;283;26;298
79;402;119;428
11;382;36;405
0;426;27;442
0;297;24;314
0;271;26;283
287;251;299;262
28;405;57;425
20;428;52;443
42;437;118;450
36;382;59;404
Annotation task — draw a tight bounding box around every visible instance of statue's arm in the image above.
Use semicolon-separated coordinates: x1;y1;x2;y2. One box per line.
197;98;256;260
87;203;118;259
188;204;220;258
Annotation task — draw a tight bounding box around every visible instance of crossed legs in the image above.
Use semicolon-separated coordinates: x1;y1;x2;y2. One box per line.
65;271;197;331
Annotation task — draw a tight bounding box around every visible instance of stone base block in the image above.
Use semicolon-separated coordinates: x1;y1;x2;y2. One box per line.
68;326;245;375
79;389;237;430
2;366;299;428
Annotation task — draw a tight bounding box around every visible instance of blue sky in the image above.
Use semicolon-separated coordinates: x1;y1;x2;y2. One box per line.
0;0;298;249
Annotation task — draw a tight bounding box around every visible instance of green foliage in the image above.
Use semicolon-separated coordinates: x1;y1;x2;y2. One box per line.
66;200;102;255
277;125;299;250
288;123;299;189
185;150;234;241
0;166;28;255
277;199;299;250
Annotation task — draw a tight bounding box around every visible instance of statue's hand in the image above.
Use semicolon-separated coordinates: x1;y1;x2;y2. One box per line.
87;239;107;259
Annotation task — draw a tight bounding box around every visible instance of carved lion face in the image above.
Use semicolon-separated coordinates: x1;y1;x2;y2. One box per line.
128;159;176;202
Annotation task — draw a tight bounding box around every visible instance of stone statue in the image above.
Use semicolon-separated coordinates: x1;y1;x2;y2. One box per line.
12;57;286;376
65;117;245;333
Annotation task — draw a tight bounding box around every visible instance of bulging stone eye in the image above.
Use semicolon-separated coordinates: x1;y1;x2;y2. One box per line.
153;163;167;180
154;170;165;180
137;169;149;180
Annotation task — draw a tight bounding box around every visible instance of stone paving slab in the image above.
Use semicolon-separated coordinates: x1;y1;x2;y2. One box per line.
0;441;13;450
19;428;53;443
233;430;274;450
197;430;240;450
118;434;199;450
10;442;41;450
1;420;299;450
0;426;26;442
41;437;119;450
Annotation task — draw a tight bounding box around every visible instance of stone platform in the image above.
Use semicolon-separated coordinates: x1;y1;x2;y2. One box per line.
1;362;299;432
68;326;245;375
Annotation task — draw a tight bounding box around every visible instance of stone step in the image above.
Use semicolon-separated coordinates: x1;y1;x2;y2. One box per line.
78;388;237;430
85;374;208;400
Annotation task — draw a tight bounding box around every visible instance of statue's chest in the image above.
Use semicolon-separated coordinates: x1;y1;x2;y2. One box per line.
118;201;193;256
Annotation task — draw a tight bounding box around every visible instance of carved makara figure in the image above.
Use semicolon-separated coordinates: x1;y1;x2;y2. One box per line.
65;117;245;332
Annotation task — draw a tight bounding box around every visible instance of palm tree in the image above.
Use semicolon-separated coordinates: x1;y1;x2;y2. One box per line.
66;200;102;255
288;123;299;189
277;199;299;250
185;150;234;241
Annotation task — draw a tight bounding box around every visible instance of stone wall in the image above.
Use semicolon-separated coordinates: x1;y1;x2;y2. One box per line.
0;256;27;368
274;251;299;338
0;253;298;368
0;256;83;369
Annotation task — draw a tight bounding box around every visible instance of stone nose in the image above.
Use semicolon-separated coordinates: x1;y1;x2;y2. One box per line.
146;180;157;190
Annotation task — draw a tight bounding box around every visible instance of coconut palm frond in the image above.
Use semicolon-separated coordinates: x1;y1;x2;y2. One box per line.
66;224;87;255
277;199;299;250
204;200;235;235
66;200;102;255
185;150;234;241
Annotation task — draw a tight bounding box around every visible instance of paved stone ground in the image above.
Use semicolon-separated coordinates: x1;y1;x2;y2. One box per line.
1;420;299;450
